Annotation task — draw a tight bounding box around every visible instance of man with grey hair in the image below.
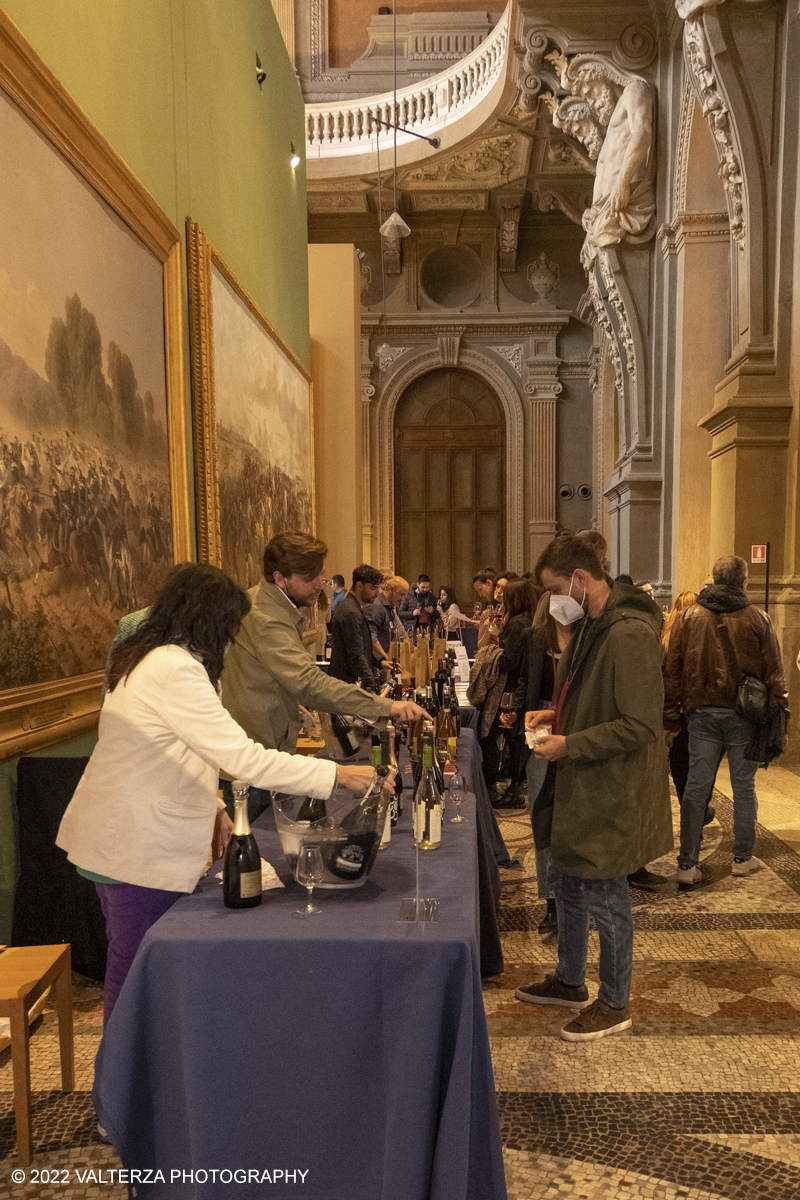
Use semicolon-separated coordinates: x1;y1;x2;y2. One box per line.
365;575;409;668
664;555;787;882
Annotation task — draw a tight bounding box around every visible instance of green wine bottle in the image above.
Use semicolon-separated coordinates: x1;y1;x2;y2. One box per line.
413;737;442;851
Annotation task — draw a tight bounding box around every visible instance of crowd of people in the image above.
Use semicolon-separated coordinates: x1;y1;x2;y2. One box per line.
57;524;791;1052
323;531;788;1043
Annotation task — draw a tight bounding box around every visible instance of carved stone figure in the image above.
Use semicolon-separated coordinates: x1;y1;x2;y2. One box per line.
527;252;560;304
547;55;656;268
676;0;725;17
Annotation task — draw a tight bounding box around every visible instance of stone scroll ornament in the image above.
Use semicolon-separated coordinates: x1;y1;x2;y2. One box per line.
543;52;656;269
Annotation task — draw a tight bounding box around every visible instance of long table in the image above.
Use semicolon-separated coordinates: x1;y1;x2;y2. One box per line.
94;735;508;1200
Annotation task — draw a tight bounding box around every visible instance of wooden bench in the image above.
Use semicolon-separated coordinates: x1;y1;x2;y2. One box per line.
0;945;74;1166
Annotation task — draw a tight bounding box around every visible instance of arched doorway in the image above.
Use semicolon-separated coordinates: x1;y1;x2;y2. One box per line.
394;368;505;607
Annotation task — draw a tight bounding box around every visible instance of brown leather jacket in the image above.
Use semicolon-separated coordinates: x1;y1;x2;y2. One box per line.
663;595;787;730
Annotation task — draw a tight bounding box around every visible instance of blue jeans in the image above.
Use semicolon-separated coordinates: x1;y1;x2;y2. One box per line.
678;707;758;869
553;873;634;1009
221;779;272;825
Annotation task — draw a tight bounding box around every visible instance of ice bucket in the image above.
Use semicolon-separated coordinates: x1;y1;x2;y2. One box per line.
273;786;388;889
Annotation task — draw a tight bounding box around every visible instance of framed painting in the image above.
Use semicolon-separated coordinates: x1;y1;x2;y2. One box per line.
0;13;191;760
186;221;314;590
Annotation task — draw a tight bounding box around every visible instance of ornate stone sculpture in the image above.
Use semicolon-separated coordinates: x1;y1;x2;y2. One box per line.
546;54;656;268
675;0;725;17
678;3;744;248
527;252;560;304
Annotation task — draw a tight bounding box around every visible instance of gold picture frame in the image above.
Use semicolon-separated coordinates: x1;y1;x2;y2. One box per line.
186;219;315;583
0;12;191;760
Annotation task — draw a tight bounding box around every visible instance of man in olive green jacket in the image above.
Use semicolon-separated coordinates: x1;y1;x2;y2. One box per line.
221;532;425;819
515;537;672;1043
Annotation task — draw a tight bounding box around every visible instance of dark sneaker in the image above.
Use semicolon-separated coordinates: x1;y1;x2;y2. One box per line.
560;998;632;1042
627;867;668;891
514;973;590;1010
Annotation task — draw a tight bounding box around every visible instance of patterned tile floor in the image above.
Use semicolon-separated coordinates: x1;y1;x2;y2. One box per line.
488;762;800;1199
1;763;799;1199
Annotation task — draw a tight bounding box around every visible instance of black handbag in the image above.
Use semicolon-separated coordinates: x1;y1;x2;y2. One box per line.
716;618;770;726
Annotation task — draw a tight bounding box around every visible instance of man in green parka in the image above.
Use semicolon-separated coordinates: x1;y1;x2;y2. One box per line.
515;537;672;1041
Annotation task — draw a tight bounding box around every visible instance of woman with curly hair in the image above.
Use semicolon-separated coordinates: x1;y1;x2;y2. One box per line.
57;562;374;1021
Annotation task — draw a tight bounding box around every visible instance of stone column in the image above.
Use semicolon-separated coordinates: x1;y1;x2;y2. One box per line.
524;321;569;566
526;394;559;565
660;211;731;594
361;384;375;564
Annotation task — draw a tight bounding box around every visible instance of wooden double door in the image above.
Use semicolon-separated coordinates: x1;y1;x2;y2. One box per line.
394;369;506;608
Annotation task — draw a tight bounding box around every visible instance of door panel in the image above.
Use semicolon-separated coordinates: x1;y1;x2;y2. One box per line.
394;369;505;608
451;448;475;510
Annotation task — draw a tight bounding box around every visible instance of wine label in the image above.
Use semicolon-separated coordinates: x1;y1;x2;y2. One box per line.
436;736;449;762
429;805;442;845
335;840;365;874
413;803;425;844
239;869;262;899
447;737;458;762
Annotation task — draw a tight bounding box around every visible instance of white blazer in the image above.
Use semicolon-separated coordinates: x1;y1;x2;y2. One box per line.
56;645;337;893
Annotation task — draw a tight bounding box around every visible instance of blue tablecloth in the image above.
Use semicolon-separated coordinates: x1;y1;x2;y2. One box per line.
458;704;479;730
94;752;507;1200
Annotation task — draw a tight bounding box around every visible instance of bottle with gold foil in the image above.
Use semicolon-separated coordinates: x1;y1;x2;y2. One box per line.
223;781;262;909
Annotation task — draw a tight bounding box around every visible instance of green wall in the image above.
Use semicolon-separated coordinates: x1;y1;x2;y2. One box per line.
0;0;309;940
0;0;310;364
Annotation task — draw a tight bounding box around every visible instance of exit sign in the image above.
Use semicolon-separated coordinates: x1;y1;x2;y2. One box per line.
751;545;767;563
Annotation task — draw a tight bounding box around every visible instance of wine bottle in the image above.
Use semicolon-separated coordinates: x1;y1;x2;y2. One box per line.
387;724;403;819
223;781;262;909
330;713;361;757
413;737;442;851
378;732;393;849
329;766;390;879
296;794;327;823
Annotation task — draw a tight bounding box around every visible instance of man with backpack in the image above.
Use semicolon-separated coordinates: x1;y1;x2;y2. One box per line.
663;555;788;883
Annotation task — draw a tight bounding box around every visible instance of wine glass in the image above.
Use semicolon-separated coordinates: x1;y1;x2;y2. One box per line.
293;844;324;917
450;772;467;823
500;692;515;717
473;601;482;619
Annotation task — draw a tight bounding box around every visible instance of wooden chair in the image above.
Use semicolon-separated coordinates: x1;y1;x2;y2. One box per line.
0;944;74;1166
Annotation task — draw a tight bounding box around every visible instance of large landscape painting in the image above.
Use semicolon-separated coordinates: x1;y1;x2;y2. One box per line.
211;267;312;588
0;90;174;692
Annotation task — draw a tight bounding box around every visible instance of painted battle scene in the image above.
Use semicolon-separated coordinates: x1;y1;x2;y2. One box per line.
0;93;173;691
212;267;312;589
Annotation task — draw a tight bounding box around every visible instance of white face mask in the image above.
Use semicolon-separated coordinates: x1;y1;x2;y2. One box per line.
549;573;586;625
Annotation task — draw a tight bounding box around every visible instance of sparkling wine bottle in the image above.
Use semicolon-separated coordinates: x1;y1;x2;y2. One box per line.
387;724;403;819
327;766;389;879
296;794;327;823
223;780;262;909
413;736;442;851
378;732;393;849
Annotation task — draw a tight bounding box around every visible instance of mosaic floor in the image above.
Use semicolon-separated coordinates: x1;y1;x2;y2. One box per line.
488;760;800;1200
1;762;799;1199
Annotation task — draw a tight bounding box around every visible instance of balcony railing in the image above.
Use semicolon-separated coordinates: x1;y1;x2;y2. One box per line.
305;1;511;158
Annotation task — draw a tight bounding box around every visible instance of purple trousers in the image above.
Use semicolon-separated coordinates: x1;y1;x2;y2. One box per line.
96;882;181;1024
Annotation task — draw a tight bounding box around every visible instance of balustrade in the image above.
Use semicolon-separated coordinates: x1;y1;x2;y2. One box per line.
305;0;510;156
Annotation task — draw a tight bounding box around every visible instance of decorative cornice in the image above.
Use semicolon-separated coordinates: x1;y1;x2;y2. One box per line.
658;210;731;257
362;319;571;339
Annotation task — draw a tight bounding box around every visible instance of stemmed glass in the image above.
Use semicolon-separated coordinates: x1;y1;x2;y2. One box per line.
293;844;324;917
450;772;467;823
